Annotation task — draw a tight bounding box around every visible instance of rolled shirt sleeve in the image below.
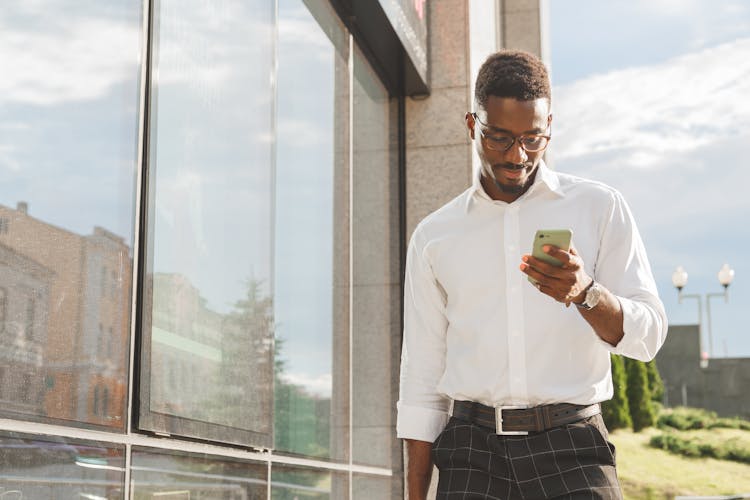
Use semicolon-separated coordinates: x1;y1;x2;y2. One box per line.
594;190;668;361
397;226;451;442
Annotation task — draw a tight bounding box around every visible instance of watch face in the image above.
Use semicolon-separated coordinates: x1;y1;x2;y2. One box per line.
585;283;602;308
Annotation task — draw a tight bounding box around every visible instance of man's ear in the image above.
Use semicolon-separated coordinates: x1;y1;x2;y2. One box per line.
547;113;553;128
465;112;475;140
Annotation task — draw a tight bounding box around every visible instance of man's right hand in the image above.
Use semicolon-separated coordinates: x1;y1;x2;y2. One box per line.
405;439;434;500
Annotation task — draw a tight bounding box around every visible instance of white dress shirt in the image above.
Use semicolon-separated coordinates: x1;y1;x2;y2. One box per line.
396;161;668;442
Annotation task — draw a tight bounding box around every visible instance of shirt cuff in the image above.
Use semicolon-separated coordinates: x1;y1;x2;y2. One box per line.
396;402;449;442
595;296;648;357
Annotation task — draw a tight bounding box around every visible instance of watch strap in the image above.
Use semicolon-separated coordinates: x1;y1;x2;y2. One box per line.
575;280;597;310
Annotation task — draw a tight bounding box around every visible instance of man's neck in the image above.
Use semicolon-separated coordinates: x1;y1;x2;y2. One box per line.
479;171;537;203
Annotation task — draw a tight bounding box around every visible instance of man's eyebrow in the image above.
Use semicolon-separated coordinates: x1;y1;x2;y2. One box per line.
481;123;546;135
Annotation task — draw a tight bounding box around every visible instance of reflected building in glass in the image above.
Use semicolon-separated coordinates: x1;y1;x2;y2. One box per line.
0;202;131;429
0;0;546;497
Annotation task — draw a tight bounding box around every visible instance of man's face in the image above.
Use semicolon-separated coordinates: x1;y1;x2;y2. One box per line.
467;96;551;200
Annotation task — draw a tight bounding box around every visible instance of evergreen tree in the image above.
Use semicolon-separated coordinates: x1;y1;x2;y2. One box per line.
602;354;632;430
625;358;656;431
646;359;664;403
203;279;275;433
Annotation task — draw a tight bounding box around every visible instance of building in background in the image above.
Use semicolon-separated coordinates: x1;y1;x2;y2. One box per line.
656;324;750;419
0;1;544;498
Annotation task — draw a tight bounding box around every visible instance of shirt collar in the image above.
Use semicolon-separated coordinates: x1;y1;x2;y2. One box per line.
465;159;565;212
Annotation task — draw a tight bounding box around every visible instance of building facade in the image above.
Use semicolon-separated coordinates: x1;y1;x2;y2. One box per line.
0;1;544;498
656;325;750;420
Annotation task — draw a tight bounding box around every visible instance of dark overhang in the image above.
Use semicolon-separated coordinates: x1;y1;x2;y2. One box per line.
328;0;430;97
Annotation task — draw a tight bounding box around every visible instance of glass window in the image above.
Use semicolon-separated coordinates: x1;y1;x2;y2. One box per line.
353;473;394;500
271;464;347;500
351;45;401;469
0;1;141;430
130;448;267;499
0;287;6;333
94;386;101;416
140;0;275;448
273;0;350;461
0;431;125;499
24;295;35;340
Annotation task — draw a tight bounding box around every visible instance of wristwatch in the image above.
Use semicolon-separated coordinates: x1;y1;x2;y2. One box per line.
576;281;603;310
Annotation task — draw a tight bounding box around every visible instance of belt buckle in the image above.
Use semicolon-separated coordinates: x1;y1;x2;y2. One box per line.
495;405;529;435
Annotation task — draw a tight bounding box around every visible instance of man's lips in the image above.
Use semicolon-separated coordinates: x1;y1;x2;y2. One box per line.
494;164;530;180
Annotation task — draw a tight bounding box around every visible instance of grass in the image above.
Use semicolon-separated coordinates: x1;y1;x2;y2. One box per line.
611;427;750;499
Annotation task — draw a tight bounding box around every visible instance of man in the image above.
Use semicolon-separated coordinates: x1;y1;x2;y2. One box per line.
397;50;667;499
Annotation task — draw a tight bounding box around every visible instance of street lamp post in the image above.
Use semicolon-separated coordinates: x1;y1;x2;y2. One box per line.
706;263;735;357
671;264;735;362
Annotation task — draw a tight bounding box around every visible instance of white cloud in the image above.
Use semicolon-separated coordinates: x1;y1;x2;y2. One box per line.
279;14;333;55
550;39;750;250
277;118;328;147
633;0;749;26
0;145;21;172
0;14;140;105
0;1;276;107
280;372;332;398
552;38;750;169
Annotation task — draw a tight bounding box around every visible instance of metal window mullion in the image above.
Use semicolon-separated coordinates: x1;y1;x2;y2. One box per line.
268;0;279;497
348;32;355;500
0;417;391;476
124;0;154;495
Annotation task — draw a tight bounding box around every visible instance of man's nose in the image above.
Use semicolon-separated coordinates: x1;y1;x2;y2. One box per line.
505;140;528;164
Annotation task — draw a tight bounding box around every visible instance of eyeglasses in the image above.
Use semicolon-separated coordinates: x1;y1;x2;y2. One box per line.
472;113;551;153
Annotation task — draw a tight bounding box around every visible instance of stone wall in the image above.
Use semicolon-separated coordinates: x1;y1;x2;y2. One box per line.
655;324;750;419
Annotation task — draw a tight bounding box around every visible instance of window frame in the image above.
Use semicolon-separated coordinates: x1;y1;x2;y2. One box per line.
133;0;276;450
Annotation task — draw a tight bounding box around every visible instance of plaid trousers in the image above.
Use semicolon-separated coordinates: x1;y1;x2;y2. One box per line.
431;414;623;499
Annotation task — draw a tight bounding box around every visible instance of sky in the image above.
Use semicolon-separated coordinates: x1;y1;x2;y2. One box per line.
548;0;750;357
0;1;141;242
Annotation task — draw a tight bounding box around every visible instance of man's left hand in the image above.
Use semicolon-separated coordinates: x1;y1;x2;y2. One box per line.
520;245;593;307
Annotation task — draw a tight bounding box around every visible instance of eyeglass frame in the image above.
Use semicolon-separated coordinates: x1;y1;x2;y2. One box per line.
471;112;552;153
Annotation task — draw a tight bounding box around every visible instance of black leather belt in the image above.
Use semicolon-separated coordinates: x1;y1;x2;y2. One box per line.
451;400;601;435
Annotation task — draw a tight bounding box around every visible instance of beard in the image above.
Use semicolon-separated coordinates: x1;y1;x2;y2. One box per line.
489;161;535;194
494;179;524;194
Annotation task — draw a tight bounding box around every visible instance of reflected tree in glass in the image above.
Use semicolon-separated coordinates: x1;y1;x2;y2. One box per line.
205;279;275;430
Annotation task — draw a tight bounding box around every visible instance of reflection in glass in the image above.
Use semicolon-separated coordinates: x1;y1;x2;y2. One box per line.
0;287;7;332
271;465;346;500
141;0;275;447
353;473;394;500
0;431;124;499
351;46;401;469
274;0;349;461
0;2;141;430
130;448;266;499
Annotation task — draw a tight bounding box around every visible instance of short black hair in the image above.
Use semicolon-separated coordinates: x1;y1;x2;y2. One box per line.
474;49;551;109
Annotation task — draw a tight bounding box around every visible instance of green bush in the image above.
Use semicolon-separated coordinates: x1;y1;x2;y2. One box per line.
602;354;632;430
723;439;750;463
626;358;656;431
650;433;701;457
710;417;750;431
658;407;750;431
649;432;750;464
658;407;716;430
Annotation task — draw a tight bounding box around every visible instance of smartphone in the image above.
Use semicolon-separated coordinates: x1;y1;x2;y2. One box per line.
527;229;573;285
